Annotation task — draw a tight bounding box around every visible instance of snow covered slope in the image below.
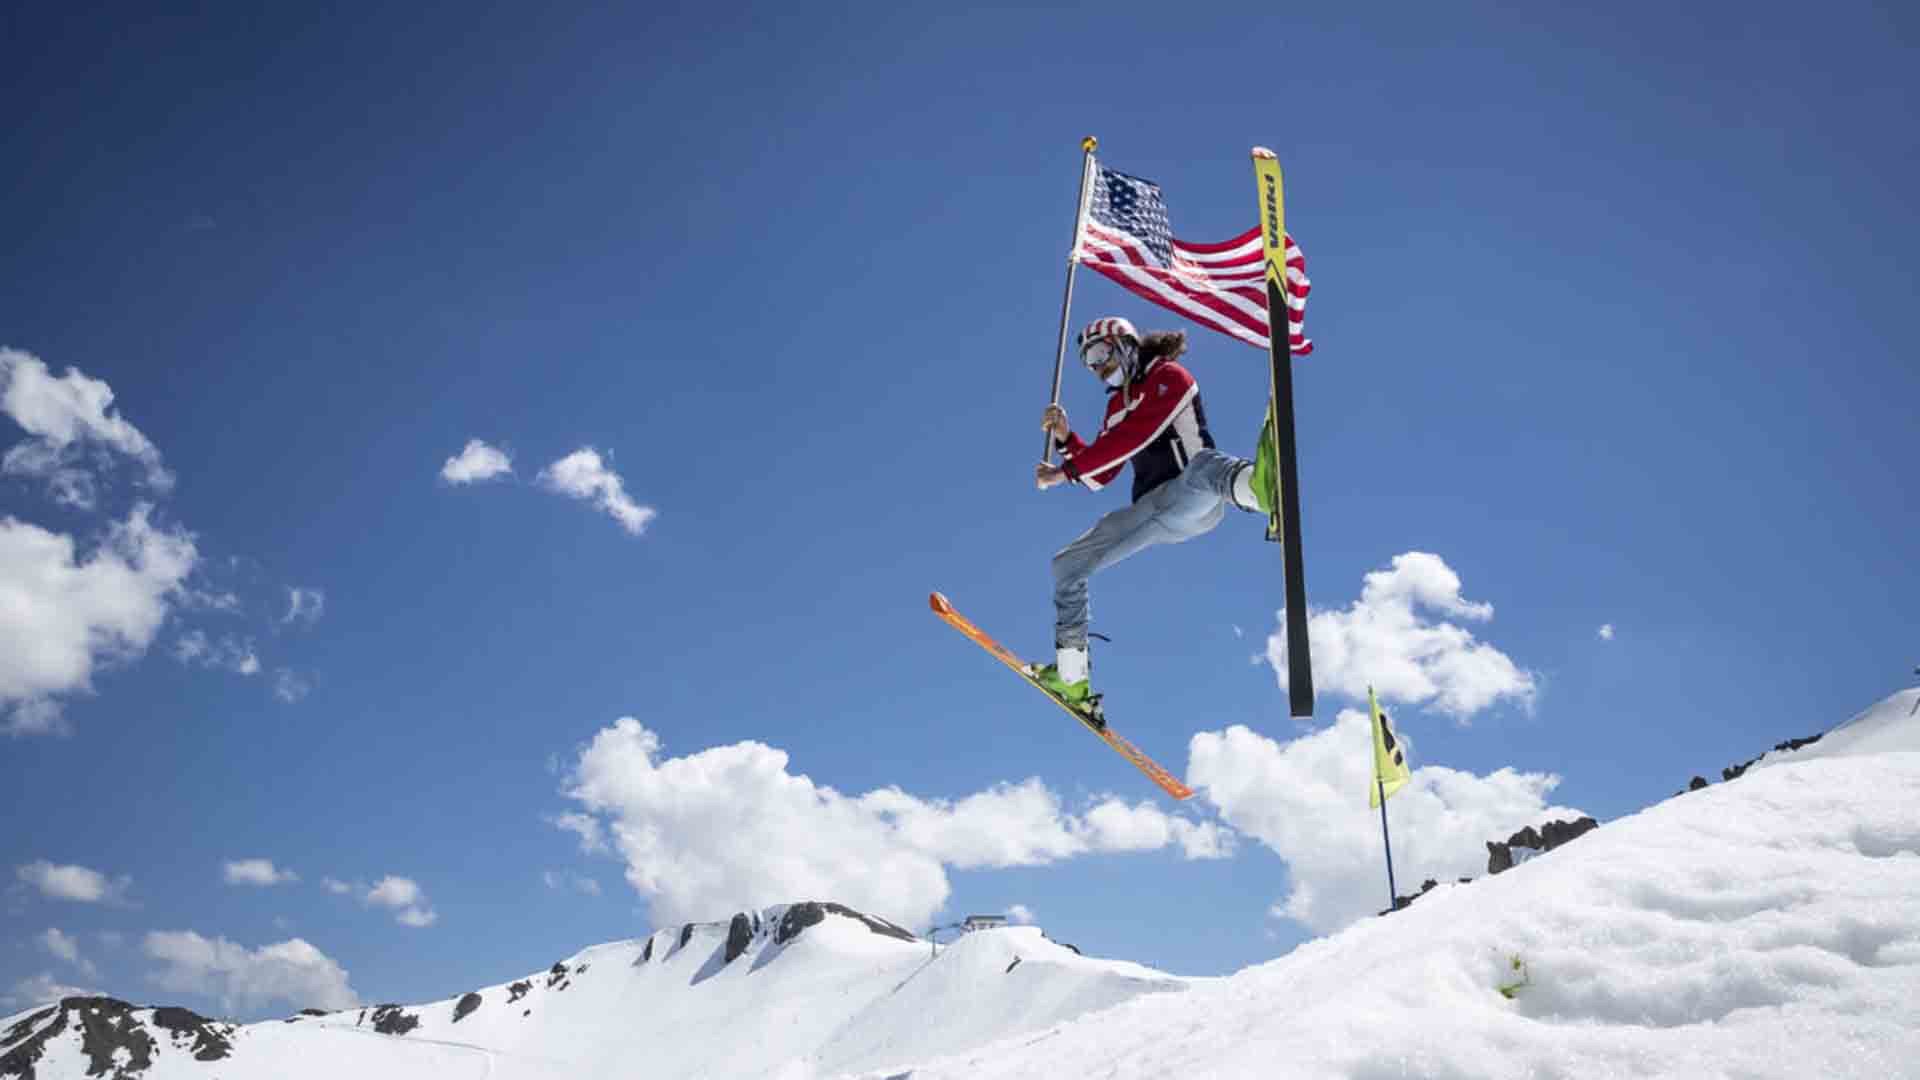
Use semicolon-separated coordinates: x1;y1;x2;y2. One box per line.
10;691;1917;1079
873;690;1920;1079
1;901;1188;1079
1749;686;1920;767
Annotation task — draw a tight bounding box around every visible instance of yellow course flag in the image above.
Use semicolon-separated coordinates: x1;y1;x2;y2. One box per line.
1369;686;1411;808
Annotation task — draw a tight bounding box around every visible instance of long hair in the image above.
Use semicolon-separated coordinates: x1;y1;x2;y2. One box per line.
1137;330;1188;364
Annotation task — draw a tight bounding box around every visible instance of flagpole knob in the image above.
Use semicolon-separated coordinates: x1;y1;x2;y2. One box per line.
1081;135;1098;154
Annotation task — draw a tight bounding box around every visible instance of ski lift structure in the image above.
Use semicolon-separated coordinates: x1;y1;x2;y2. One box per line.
923;913;1015;958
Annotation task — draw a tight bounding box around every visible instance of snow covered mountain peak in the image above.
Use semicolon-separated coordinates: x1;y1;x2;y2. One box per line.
2;899;1187;1079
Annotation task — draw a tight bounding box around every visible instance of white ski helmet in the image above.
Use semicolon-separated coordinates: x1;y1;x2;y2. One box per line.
1077;316;1139;379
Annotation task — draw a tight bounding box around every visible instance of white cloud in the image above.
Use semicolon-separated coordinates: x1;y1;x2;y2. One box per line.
1006;904;1036;925
16;861;130;904
0;504;198;733
282;587;324;626
394;907;438;928
537;448;656;536
40;928;97;976
1188;711;1584;934
181;589;241;613
364;876;422;908
560;718;1230;930
364;876;436;928
319;877;352;896
0;348;173;498
549;812;608;854
272;669;311;703
44;468;99;511
440;439;513;485
143;931;357;1013
543;871;602;896
173;631;260;676
1266;552;1536;720
223;860;298;887
1598;623;1616;641
3;972;97;1008
1079;799;1236;859
3;698;70;738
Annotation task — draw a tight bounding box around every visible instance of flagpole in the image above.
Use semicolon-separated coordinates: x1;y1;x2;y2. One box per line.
1369;686;1401;910
1042;136;1099;465
1378;777;1399;909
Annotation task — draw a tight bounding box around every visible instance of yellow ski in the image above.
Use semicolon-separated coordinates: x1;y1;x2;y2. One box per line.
1251;146;1315;720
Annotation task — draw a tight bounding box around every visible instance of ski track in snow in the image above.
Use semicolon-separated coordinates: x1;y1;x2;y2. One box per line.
317;1025;508;1078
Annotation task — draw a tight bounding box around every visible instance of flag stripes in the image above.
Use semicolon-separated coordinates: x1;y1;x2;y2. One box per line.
1073;163;1312;355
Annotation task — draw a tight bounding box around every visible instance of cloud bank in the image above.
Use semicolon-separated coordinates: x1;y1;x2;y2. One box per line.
560;718;1232;929
0;506;197;735
0;348;173;503
1190;710;1584;934
1267;552;1536;720
143;931;357;1013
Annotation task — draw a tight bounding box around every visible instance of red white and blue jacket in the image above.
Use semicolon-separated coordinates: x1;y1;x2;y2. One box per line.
1055;357;1215;503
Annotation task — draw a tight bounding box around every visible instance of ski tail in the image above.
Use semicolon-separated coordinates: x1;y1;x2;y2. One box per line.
1252;147;1315;720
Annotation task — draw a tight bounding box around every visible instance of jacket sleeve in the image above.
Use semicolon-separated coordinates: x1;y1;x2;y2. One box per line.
1058;363;1199;491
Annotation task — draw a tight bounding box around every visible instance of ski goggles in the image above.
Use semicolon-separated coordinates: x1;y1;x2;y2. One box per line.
1081;338;1126;370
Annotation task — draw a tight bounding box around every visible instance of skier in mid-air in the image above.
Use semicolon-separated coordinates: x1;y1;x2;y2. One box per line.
1029;316;1276;717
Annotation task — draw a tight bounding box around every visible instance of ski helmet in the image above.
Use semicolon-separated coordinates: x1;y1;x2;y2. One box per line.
1077;317;1139;383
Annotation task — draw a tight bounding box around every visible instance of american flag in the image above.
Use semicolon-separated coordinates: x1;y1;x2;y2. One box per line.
1074;163;1312;355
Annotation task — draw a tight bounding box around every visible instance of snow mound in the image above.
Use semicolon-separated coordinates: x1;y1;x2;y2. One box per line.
812;924;1189;1077
875;745;1920;1078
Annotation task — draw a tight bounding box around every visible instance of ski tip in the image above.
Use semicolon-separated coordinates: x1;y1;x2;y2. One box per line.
928;591;952;615
1250;145;1276;160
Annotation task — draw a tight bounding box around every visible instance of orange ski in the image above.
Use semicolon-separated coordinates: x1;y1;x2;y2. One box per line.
929;592;1194;801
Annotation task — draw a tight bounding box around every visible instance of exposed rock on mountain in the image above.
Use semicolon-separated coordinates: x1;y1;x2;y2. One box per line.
1486;816;1600;874
1;997;234;1080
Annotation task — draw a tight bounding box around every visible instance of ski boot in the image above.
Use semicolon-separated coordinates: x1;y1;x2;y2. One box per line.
1249;403;1282;542
1028;646;1105;729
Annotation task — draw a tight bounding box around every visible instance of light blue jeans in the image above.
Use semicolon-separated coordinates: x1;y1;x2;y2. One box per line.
1052;448;1245;650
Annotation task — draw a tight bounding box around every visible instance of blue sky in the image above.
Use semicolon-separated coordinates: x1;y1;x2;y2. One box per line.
3;2;1915;1020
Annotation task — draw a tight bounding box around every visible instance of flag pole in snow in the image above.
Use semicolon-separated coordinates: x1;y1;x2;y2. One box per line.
1369;687;1411;910
1379;777;1398;907
1042;136;1100;465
